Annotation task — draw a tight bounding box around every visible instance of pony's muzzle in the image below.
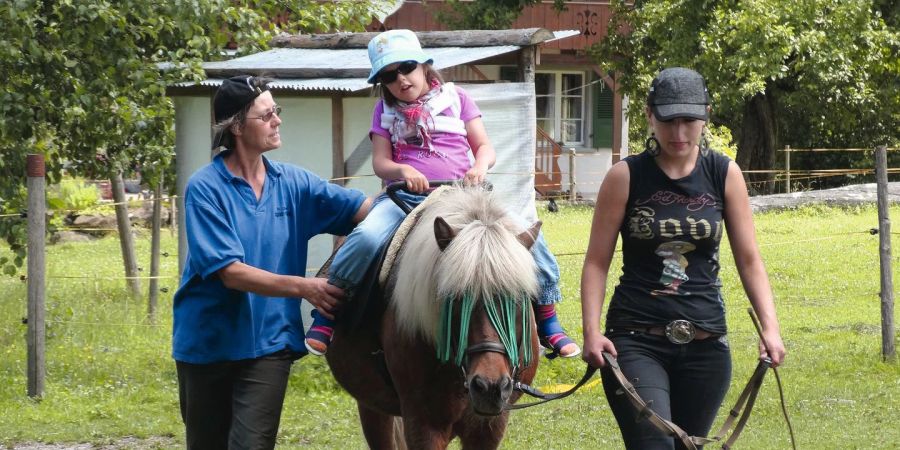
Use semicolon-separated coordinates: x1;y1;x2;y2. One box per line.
468;374;514;416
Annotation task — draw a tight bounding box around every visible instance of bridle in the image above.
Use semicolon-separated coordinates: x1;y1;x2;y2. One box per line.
458;330;599;412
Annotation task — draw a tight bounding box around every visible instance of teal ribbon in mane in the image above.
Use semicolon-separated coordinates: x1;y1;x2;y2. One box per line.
436;292;532;367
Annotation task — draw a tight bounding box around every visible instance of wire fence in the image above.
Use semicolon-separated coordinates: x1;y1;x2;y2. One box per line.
534;145;900;198
5;145;898;397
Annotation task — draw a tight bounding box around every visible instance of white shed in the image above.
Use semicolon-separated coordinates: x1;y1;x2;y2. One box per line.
167;29;578;276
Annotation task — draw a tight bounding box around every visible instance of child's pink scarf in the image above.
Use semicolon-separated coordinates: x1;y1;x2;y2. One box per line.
392;79;443;154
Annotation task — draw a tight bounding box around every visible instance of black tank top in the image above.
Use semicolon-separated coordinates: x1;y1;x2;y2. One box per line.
606;149;732;334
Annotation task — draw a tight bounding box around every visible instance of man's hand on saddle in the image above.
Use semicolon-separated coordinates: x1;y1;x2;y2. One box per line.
463;166;487;187
300;278;346;320
400;166;429;193
581;330;617;369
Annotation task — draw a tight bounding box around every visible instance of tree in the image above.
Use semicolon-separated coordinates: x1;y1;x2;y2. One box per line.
0;0;386;276
436;0;566;29
592;0;899;192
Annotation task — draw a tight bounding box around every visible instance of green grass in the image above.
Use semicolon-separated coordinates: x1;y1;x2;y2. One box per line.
2;204;899;449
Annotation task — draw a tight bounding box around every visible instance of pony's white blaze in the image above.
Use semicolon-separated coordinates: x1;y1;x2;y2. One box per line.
390;186;539;342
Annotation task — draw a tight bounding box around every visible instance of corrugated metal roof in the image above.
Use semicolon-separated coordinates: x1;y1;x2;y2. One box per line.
197;45;520;92
171;30;580;93
174;77;372;92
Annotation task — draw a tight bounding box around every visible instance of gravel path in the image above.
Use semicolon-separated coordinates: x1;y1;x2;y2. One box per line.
749;182;900;212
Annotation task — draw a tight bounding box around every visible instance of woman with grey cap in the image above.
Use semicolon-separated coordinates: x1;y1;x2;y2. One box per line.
171;75;370;449
580;68;785;449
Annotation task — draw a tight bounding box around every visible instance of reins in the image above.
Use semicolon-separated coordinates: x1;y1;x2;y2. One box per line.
505;364;597;410
601;308;797;450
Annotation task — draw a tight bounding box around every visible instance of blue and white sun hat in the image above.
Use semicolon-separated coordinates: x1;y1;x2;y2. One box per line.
367;29;433;84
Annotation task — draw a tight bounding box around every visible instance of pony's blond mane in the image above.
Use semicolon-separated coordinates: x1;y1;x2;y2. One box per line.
389;186;539;343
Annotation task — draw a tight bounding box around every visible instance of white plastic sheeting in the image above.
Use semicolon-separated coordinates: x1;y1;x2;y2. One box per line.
460;82;538;224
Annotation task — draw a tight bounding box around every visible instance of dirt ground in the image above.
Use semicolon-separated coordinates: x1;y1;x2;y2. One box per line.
8;436;179;450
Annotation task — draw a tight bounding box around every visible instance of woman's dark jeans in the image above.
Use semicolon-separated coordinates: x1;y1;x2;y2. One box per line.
601;330;732;450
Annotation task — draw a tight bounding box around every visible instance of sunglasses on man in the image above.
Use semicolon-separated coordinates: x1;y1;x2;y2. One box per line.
378;61;419;85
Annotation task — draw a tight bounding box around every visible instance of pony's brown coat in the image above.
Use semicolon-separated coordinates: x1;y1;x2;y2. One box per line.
327;186;540;449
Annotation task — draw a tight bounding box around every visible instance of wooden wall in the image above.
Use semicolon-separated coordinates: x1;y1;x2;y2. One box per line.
372;1;615;51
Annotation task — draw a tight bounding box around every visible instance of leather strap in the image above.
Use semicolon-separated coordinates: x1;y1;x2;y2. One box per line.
601;307;797;450
602;351;770;450
504;364;598;410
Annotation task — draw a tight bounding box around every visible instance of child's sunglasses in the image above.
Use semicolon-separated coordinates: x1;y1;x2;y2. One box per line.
378;61;419;84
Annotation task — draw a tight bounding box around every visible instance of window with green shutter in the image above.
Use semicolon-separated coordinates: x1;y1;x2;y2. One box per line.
592;80;614;149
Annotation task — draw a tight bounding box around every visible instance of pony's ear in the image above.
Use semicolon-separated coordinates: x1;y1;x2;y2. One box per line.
434;216;457;251
516;221;543;249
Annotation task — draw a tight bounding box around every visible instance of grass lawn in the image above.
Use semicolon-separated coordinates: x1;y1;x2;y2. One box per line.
1;203;899;449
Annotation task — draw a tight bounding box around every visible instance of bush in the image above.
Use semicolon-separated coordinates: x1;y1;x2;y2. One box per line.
48;178;100;212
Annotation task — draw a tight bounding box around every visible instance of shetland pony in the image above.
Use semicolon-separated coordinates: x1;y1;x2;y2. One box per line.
326;186;541;449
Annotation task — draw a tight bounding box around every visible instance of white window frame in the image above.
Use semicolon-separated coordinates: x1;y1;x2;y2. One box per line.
535;71;586;147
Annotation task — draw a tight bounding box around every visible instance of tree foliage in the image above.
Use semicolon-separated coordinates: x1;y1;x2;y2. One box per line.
592;0;899;191
0;0;384;275
436;0;566;29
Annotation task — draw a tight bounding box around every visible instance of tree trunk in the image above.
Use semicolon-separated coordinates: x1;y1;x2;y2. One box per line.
736;92;777;194
111;172;141;297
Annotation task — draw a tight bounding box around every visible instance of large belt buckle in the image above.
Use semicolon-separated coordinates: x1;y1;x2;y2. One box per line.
665;320;696;344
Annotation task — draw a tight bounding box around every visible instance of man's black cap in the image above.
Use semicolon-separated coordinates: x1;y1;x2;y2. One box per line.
214;75;269;123
212;75;269;149
648;68;710;121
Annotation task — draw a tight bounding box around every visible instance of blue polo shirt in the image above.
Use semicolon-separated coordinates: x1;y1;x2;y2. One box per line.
172;153;366;364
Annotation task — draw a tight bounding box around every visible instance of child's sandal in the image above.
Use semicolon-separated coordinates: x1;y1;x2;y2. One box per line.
304;325;333;356
539;333;582;359
537;314;582;359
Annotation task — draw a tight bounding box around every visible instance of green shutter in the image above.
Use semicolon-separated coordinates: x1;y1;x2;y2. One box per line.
592;80;614;148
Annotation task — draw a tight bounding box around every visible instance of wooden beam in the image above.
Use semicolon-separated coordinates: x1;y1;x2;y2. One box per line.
331;96;345;186
271;28;555;49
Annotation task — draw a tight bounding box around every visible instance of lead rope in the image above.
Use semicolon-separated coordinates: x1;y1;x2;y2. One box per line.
602;308;798;449
747;307;798;450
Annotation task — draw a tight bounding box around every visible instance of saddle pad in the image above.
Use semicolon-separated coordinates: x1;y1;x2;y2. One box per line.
378;185;454;285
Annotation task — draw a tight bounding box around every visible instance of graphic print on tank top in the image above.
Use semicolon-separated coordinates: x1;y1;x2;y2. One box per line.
652;240;695;296
626;190;722;297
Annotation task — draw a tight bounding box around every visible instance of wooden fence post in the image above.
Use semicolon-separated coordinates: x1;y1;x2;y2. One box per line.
169;195;177;237
26;154;46;398
148;180;163;322
784;145;791;194
110;172;141;297
874;144;896;361
568;148;577;202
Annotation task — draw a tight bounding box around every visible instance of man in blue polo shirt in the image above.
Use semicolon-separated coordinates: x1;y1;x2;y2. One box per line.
173;75;370;449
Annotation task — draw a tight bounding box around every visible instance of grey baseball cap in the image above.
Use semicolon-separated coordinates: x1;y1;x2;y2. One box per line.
648;68;710;121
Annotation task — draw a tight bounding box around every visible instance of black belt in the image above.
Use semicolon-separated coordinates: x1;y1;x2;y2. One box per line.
609;320;721;344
